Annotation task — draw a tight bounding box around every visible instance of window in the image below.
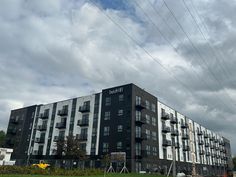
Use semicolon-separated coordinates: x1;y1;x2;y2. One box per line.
146;145;151;155
136;96;141;105
104;126;110;136
146;129;151;139
104;111;110;120
152;131;157;141
151;103;156;112
103;143;109;153
117;142;122;150
79;143;86;151
152;117;156;126
105;97;111;106
153;147;157;156
135;143;141;155
146;114;150;124
117;125;123;132
118;109;123;116
136;111;141;121
136;126;141;137
145;100;150;110
119;94;124;101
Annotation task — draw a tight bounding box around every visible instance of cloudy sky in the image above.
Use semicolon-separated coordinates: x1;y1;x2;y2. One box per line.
1;0;236;154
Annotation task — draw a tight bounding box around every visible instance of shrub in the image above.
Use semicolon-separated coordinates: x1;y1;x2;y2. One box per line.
0;165;103;176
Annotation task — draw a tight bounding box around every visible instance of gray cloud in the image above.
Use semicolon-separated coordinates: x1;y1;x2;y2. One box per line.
0;0;236;155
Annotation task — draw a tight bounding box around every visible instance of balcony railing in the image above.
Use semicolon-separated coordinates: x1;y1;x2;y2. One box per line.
53;136;64;142
197;130;203;136
79;105;90;113
135;101;146;110
198;140;204;145
135;133;147;141
35;137;45;143
183;145;190;151
38;112;49;119
57;109;68;116
76;134;88;141
170;117;177;124
181;122;188;129
182;134;189;139
77;119;89;126
161;113;170;121
135;116;146;125
37;124;47;131
55;122;66;129
171;130;179;136
162;125;171;133
162;139;172;147
10;118;19;124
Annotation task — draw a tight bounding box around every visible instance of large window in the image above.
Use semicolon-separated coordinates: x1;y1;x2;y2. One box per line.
151;103;156;112
153;147;157;156
146;145;151;155
146;114;150;124
103;126;110;136
145;100;150;110
105;97;111;106
146;129;151;139
119;94;124;101
104;111;110;120
117;125;123;132
135;126;141;137
136;111;141;121
152;131;157;141
152;117;156;126
117;142;122;150
103;143;109;153
136;96;141;105
118;109;123;116
135;143;141;155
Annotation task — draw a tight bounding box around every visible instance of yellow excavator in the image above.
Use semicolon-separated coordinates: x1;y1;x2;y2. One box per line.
32;160;50;169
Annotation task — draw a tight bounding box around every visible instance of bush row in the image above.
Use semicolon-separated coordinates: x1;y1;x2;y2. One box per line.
0;165;103;176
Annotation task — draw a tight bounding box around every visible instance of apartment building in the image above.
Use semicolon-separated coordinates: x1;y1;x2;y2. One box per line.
4;83;232;175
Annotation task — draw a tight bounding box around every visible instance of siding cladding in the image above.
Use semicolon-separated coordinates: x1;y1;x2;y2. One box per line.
4;83;233;175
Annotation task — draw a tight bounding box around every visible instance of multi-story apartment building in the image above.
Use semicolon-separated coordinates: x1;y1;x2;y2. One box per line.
4;83;233;175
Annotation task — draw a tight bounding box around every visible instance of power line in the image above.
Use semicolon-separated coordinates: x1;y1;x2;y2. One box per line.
88;0;236;114
162;0;236;106
134;0;236;113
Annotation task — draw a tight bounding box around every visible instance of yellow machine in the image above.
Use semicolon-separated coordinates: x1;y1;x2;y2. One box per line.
32;160;50;169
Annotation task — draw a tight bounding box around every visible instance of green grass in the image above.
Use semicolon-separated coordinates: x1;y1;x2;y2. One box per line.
0;173;166;177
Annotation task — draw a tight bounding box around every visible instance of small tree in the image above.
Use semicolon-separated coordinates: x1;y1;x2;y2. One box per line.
54;135;87;168
0;130;6;147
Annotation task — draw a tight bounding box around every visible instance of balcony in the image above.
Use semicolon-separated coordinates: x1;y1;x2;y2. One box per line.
210;136;215;141
205;143;210;147
214;139;219;143
206;152;211;156
181;122;188;129
35;137;45;143
38;112;49;119
135;116;146;125
10;118;19;124
79;105;90;113
204;133;209;138
162;125;171;133
171;130;179;136
172;142;180;148
135;101;146;110
199;150;205;155
53;136;64;142
197;130;203;136
182;134;189;139
183;145;190;151
135;150;148;159
8;128;17;135
198;140;204;145
55;122;66;129
162;139;172;147
215;147;219;151
161;113;170;121
219;141;225;146
170;117;177;124
77;134;88;141
77;119;89;126
211;144;216;149
37;124;47;131
57;109;68;116
135;133;147;141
